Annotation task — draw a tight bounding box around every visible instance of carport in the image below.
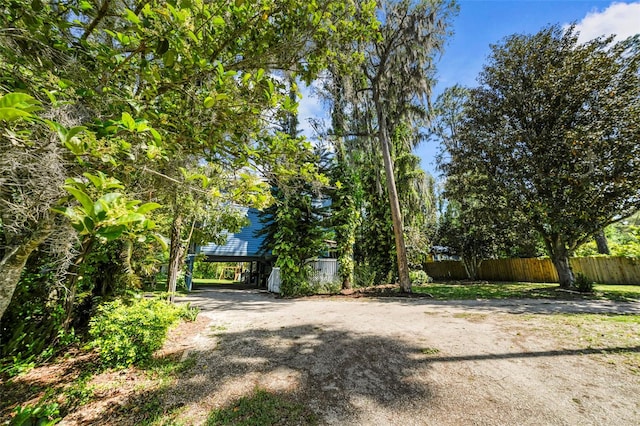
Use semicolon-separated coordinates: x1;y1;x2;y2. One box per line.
185;208;273;291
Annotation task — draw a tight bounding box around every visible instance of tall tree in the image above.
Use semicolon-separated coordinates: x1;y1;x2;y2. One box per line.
0;0;379;317
353;0;456;291
452;26;640;288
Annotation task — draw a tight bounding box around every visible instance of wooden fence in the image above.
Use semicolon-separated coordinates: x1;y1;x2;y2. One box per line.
424;257;640;285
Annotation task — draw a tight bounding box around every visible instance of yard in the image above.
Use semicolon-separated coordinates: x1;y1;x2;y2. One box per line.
2;283;639;425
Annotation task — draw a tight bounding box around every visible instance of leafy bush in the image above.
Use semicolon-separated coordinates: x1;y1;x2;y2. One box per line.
88;298;182;368
11;402;61;425
409;270;432;285
354;264;377;288
179;303;200;322
574;273;594;293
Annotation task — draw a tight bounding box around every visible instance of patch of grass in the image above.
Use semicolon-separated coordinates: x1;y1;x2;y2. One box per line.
62;370;96;410
525;313;640;373
412;282;640;301
593;284;640;302
420;347;440;355
144;355;198;383
413;282;558;299
452;313;488;322
206;388;317;426
192;279;241;285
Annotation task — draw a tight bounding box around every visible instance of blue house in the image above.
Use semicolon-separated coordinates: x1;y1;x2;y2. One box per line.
186;207;273;290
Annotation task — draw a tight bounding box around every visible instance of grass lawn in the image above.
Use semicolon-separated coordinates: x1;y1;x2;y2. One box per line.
192;278;243;285
412;282;640;302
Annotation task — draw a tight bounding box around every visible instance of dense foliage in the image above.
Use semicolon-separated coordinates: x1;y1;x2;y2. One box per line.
89;297;196;368
437;26;640;287
0;0;379;364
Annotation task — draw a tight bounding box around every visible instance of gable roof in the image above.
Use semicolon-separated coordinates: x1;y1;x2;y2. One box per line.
196;207;271;261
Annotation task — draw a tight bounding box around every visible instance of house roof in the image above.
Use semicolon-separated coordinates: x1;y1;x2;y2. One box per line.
196;207;271;261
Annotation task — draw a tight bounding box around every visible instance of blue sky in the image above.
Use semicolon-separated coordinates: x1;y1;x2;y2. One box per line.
298;0;640;178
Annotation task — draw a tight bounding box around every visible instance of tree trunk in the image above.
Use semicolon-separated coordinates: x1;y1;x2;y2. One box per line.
0;224;52;323
166;211;185;302
62;236;95;332
595;230;610;255
375;96;411;293
547;237;575;289
462;255;481;280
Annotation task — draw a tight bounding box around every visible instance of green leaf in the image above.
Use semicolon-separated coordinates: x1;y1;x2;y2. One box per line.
0;108;31;121
66;126;87;141
99;225;126;241
101;193;122;205
187;31;199;43
116;213;146;224
63;186;94;216
83;172;103;188
156;39;169;55
121;112;136;130
204;96;215;108
137;202;162;214
149;128;162;143
164;49;176;67
83;216;95;232
212;16;225;26
94;200;108;221
124;8;140;24
0;93;37;108
152;233;168;251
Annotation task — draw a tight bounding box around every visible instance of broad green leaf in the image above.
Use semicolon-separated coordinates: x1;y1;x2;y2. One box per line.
64;186;94;216
0;108;31;121
94;199;108;221
83;216;95;232
152;233;168;251
212;16;225;26
137;202;162;214
101;192;122;205
187;31;199;43
66;126;87;141
149;128;162;143
164;49;176;67
135;121;149;132
124;8;140;24
121;112;136;130
65;138;86;155
204;96;215;108
83;172;102;188
99;225;126;241
0;93;37;108
116;213;146;224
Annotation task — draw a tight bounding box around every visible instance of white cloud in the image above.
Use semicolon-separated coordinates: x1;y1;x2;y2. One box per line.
573;2;640;43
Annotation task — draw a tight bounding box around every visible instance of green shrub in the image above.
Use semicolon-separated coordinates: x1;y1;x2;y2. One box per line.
574;273;594;293
179;303;200;322
88;298;182;368
409;270;431;285
354;264;377;288
11;402;61;425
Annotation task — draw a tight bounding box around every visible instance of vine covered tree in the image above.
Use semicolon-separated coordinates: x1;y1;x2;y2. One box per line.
326;0;456;291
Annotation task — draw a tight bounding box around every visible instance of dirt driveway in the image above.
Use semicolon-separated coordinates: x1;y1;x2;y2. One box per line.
166;287;640;425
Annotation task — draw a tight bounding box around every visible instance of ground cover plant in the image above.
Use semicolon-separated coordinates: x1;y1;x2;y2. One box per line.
206;388;317;426
411;282;640;301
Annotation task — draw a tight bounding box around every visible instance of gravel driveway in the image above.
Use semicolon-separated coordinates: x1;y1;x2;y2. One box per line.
170;287;640;425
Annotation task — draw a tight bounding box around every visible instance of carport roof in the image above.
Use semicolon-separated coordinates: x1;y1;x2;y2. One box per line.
195;207;271;261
